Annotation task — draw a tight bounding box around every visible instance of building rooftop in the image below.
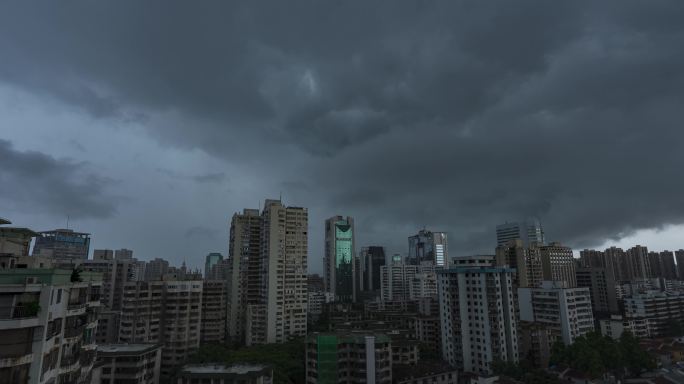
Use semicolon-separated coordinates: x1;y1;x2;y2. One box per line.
393;361;457;381
0;218;11;225
179;363;272;378
97;344;160;356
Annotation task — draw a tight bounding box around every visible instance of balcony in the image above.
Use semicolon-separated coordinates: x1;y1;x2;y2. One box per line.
0;302;41;320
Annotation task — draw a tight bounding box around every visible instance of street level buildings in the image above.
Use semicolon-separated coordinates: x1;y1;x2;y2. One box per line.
177;363;273;384
96;344;162;384
306;333;392;384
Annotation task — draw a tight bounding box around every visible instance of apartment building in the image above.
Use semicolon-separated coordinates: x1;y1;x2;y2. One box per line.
575;266;619;316
200;280;228;345
623;291;684;338
227;200;308;346
538;242;576;287
495;239;542;288
518;281;594;345
118;278;203;379
0;268;102;384
437;258;518;375
381;264;436;302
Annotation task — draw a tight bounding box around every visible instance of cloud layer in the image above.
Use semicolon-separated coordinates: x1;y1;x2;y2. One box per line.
2;1;684;267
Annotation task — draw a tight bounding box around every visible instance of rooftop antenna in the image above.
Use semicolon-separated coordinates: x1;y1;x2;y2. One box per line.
66;215;70;229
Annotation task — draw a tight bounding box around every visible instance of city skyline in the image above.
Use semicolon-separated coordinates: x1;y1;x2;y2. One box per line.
3;1;684;275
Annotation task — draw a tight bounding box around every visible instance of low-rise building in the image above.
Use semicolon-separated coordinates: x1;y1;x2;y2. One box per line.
517;321;551;368
96;344;162;384
177;363;273;384
599;314;651;339
306;332;393;384
393;361;458;384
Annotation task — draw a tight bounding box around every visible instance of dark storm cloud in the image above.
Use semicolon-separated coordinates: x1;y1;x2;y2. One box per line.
155;168;228;184
2;1;684;254
185;226;219;240
0;140;118;219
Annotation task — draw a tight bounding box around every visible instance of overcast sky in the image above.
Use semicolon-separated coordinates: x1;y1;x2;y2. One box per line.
2;1;684;273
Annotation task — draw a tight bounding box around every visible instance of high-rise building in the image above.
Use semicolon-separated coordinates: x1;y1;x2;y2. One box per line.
119;278;203;379
227;208;262;345
144;258;169;281
408;229;448;267
307;274;325;293
360;246;386;294
626;245;652;280
437;256;518;375
115;248;133;260
200;280;228;345
605;247;629;281
495;218;544;248
380;263;436;302
33;229;90;261
95;344;162;384
495;239;543;288
227;200;308;346
677;250;684;280
575;267;619;316
538;242;576;287
305;333;393;384
82;250;143;311
324;216;355;302
647;251;677;280
0;268;102;384
518;281;594;345
204;252;224;280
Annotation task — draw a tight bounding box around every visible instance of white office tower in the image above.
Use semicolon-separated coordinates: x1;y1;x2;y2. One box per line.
496;218;545;247
518;281;594;345
227;199;308;346
437;256;518;375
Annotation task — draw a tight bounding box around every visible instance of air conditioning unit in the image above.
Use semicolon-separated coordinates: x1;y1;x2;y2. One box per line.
25;276;38;284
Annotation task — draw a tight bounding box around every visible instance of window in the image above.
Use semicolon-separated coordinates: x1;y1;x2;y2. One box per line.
57;289;62;304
